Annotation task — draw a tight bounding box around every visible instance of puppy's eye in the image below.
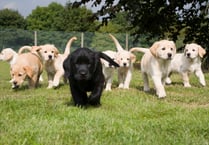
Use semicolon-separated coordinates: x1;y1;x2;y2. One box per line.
192;49;195;51
127;58;130;61
121;58;123;60
171;48;173;51
185;49;188;52
44;51;47;53
52;51;54;53
18;74;22;77
162;47;166;50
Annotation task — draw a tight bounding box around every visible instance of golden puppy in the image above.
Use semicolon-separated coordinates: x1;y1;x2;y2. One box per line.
101;50;118;91
0;48;18;65
0;46;36;66
10;52;43;89
37;37;77;88
130;40;176;98
109;34;136;89
166;43;206;87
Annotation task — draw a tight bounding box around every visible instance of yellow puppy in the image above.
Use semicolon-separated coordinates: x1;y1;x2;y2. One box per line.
130;40;176;98
10;52;43;89
36;37;77;88
0;48;18;65
109;34;136;89
166;43;206;87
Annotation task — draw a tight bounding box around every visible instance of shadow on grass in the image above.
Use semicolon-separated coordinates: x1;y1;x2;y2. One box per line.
136;86;156;96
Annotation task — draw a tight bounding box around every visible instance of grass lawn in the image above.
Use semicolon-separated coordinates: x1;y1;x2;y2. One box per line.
0;61;209;145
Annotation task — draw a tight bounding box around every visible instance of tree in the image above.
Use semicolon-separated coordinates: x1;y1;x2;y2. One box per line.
60;2;98;32
0;9;32;49
0;8;26;29
73;0;209;68
26;2;65;31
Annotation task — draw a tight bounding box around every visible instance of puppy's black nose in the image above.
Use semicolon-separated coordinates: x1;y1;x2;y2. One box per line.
123;63;127;66
13;81;17;85
167;53;172;58
79;70;87;76
187;53;191;57
48;55;52;59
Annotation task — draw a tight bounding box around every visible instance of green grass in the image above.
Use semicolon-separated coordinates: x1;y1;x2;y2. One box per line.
0;61;209;145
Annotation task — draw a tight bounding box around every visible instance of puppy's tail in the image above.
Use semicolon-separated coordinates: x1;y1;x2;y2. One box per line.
129;47;149;53
18;46;32;54
63;36;77;58
99;52;119;67
109;33;124;52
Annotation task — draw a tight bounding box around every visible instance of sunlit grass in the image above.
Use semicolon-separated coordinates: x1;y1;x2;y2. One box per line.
0;61;208;145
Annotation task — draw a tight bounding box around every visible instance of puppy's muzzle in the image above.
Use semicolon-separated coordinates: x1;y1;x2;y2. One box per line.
12;81;19;89
123;63;127;67
79;70;87;77
48;55;52;59
167;53;172;58
186;53;191;58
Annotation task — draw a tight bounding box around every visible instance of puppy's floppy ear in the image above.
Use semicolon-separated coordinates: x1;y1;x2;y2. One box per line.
130;53;136;63
150;41;159;57
170;41;177;53
92;52;101;73
33;46;41;52
184;44;188;56
53;45;59;58
198;45;206;58
23;66;33;78
99;52;119;67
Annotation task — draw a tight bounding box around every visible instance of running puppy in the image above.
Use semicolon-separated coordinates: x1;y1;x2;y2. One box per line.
166;43;206;87
130;40;176;98
101;50;118;91
10;52;43;89
109;34;136;89
63;47;119;107
37;36;77;88
0;48;17;65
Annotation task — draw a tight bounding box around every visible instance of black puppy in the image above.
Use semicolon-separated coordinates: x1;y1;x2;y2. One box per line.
63;47;119;107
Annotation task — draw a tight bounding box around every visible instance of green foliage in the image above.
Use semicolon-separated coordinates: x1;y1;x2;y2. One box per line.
0;28;34;49
61;3;98;32
26;2;98;33
0;61;209;144
0;9;26;29
90;32;116;51
75;0;209;68
26;2;65;31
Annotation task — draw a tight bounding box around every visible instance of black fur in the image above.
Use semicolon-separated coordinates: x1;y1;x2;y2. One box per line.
63;47;119;107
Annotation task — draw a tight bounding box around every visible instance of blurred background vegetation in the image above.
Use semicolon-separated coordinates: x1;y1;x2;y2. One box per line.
0;0;208;68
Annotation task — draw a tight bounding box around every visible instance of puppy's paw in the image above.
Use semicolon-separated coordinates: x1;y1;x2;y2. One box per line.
143;87;150;92
157;94;166;98
123;86;129;89
47;81;53;89
105;88;111;91
200;81;206;87
75;103;87;109
47;85;53;89
184;83;191;87
157;91;166;98
118;84;124;88
88;97;101;107
165;77;172;85
53;81;59;88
